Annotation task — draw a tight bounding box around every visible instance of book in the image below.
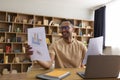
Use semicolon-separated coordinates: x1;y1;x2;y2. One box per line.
8;25;11;32
28;27;51;61
36;70;70;80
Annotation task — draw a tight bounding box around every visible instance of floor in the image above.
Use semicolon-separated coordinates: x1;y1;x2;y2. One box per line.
103;46;112;55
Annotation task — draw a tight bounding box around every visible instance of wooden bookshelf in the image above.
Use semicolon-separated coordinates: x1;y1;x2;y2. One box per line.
0;10;94;74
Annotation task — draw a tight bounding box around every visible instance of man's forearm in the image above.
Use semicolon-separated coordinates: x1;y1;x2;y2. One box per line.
36;60;52;69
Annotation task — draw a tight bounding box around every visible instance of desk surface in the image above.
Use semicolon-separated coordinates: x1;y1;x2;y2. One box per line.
27;68;84;80
27;68;120;80
0;68;119;80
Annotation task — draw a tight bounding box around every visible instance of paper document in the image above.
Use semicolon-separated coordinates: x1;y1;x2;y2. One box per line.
28;27;51;61
83;36;103;65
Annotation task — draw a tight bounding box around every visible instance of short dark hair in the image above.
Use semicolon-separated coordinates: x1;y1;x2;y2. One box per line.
60;19;74;25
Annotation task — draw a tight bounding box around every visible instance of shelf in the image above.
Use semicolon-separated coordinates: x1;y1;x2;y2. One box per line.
0;10;94;74
0;11;6;21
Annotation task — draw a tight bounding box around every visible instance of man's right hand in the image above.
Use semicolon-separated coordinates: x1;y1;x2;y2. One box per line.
25;44;53;69
25;44;33;58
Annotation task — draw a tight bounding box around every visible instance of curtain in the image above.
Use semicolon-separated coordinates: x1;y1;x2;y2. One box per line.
94;6;106;49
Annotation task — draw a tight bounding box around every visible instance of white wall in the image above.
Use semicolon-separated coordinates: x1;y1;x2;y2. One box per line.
0;0;94;20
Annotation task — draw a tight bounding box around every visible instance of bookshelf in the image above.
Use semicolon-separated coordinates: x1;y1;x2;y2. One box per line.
0;10;94;74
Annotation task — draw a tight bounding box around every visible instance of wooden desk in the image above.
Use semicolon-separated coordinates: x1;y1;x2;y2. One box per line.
0;73;27;80
27;68;119;80
0;68;119;80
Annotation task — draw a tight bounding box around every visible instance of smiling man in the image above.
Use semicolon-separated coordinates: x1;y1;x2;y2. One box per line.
27;20;87;69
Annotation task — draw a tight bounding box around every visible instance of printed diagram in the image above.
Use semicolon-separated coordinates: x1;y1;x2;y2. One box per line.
31;32;42;56
28;27;50;61
32;33;42;45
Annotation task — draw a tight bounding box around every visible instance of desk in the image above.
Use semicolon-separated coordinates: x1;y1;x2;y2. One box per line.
0;73;27;80
27;68;119;80
0;68;119;80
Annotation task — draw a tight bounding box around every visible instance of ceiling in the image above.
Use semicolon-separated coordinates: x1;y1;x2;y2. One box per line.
47;0;114;10
0;0;116;20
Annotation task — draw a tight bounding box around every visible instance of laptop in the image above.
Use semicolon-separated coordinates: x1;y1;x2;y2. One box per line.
77;55;120;79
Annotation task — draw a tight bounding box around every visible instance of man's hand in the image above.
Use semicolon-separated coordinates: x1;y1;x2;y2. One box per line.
81;64;86;68
25;44;33;58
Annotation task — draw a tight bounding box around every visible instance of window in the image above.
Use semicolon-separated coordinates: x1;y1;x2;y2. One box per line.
106;0;120;55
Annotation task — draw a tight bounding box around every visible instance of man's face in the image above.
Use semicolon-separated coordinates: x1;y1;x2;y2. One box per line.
60;21;74;39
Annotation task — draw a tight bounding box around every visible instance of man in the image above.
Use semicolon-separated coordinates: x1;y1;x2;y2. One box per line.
27;20;87;69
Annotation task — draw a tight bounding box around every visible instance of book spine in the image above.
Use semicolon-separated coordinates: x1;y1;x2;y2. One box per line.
59;72;70;79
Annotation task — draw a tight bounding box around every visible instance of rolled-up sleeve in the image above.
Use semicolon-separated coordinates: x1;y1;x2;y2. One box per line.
48;44;56;57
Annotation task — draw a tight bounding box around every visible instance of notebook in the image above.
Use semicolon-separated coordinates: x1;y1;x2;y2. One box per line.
77;55;120;79
36;70;70;80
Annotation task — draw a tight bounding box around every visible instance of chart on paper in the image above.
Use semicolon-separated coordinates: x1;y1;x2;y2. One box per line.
28;27;51;61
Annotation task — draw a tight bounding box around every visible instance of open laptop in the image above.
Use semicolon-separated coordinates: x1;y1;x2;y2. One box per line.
77;55;120;79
